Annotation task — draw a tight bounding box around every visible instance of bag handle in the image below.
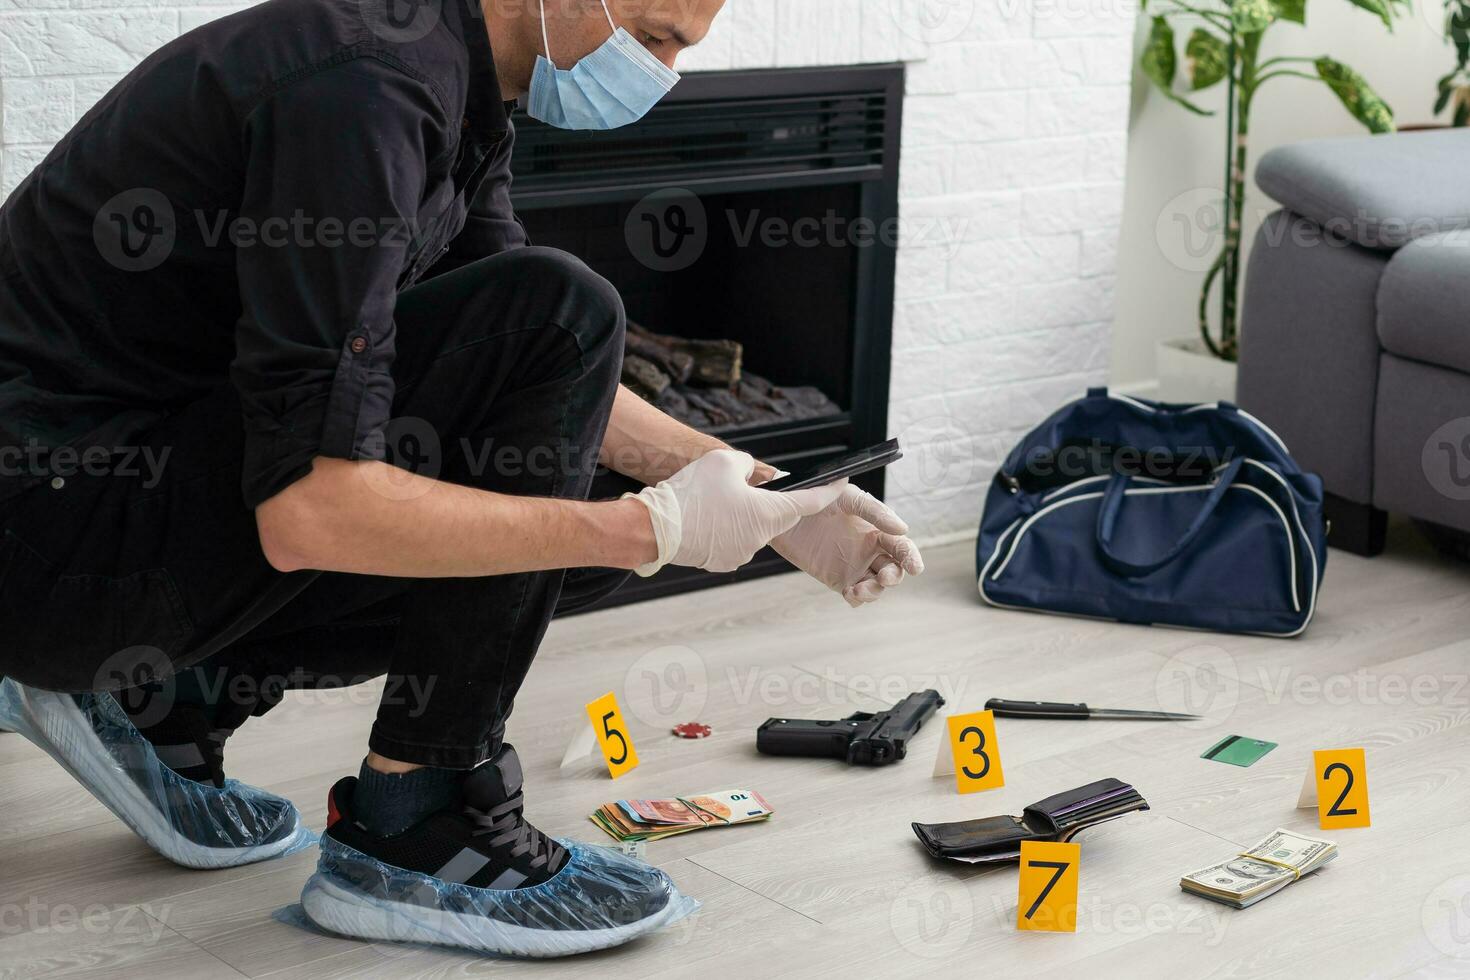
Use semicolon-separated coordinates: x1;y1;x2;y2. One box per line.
1094;457;1246;578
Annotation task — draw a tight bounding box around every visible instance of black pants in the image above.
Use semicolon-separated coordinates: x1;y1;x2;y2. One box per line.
0;247;630;768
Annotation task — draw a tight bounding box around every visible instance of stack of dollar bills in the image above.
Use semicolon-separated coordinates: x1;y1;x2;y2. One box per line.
591;790;773;843
1180;828;1338;908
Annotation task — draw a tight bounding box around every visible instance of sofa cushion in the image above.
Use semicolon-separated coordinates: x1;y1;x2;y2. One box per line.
1256;130;1470;250
1377;230;1470;376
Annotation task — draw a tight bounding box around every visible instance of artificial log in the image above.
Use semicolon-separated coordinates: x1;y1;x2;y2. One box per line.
625;327;694;384
627;321;742;388
685;339;742;388
619;323;837;432
654;370;841;432
676;387;742;428
621;354;671;401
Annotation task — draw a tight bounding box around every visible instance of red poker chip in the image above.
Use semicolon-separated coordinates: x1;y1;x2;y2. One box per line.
672;722;712;739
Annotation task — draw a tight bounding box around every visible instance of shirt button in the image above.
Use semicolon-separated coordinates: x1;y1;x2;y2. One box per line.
50;476;65;490
350;336;368;354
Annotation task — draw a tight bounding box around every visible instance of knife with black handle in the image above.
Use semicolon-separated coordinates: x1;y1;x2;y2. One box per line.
985;698;1201;721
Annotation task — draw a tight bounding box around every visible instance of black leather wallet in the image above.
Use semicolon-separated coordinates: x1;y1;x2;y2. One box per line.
911;778;1149;864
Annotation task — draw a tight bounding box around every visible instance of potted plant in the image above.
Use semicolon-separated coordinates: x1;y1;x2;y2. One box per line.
1139;0;1399;401
1436;0;1470;125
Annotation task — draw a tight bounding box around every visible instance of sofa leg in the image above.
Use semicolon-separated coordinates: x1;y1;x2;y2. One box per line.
1324;493;1387;557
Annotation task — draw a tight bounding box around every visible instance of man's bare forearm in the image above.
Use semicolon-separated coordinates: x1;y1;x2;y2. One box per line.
601;385;776;485
256;386;774;578
255;457;657;577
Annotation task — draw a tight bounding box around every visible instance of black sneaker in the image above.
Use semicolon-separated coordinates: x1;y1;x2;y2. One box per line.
119;699;228;788
117;666;276;789
0;677;310;868
302;745;694;957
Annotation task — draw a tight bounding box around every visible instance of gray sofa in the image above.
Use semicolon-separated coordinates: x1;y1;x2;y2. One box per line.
1237;129;1470;556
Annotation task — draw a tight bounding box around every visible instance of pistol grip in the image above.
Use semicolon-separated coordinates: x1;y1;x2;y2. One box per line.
756;717;857;759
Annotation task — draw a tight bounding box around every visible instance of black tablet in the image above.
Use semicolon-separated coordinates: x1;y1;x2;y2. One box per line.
763;439;902;492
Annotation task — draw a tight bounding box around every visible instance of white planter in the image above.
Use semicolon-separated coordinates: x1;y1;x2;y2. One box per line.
1155;337;1238;404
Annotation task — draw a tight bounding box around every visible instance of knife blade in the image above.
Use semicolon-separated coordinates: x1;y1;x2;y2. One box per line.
984;698;1202;721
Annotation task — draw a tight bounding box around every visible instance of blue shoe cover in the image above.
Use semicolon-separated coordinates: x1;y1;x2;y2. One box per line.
300;835;699;957
0;677;314;868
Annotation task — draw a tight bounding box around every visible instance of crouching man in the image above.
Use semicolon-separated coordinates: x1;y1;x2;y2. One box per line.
0;0;922;958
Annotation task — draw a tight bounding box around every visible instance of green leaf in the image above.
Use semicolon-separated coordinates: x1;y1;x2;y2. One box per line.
1185;28;1230;89
1271;0;1307;23
1314;58;1396;132
1441;68;1470;125
1141;17;1178;91
1451;2;1470;38
1436;75;1455;115
1233;0;1276;32
1140;17;1216;114
1163;91;1215;114
1342;0;1393;29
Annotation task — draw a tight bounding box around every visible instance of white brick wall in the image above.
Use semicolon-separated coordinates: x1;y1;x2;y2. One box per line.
0;0;1133;544
686;0;1134;542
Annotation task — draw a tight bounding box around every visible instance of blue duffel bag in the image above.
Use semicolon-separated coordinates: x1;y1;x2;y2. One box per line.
976;388;1327;637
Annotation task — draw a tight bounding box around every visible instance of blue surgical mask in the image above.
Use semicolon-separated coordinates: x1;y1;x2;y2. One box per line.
526;0;680;131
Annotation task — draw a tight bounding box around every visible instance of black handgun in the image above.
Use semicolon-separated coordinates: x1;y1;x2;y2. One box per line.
756;689;946;766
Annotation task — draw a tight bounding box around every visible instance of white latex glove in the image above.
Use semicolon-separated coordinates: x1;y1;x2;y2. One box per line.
772;485;925;608
626;450;847;576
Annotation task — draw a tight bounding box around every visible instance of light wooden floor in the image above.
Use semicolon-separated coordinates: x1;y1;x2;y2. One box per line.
3;523;1470;978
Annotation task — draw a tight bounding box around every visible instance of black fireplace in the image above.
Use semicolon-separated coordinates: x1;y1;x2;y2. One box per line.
508;64;905;607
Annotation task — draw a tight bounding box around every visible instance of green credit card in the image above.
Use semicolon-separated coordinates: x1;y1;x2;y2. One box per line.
1201;735;1278;767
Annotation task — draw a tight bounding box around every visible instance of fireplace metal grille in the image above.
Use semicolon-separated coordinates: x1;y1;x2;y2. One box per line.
510;67;898;203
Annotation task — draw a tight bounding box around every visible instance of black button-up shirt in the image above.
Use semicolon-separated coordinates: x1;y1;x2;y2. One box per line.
0;0;527;507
